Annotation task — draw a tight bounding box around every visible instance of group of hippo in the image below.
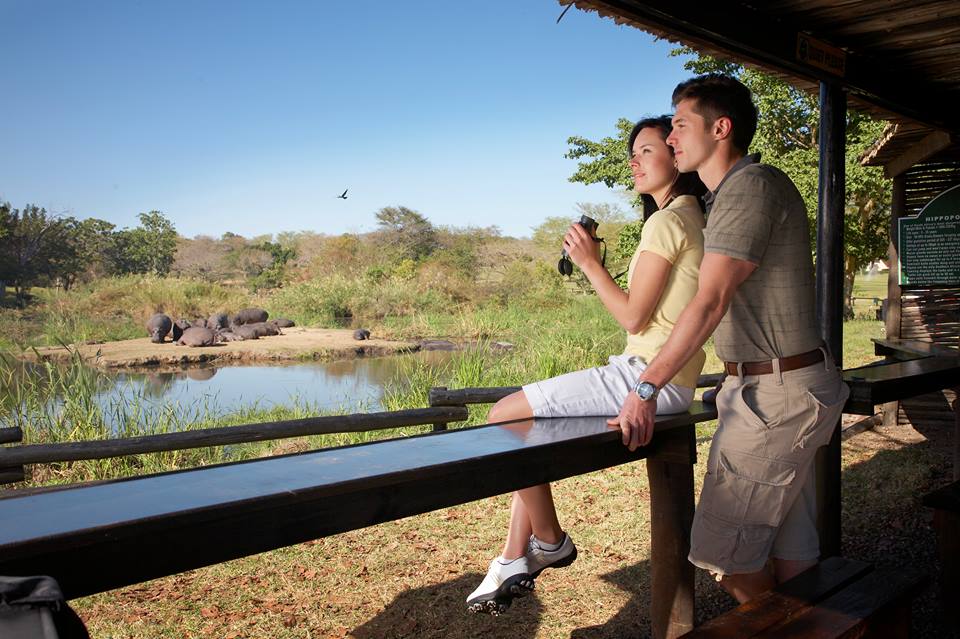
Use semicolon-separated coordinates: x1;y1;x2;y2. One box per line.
145;308;296;347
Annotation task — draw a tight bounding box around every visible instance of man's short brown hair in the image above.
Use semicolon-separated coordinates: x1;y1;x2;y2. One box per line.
672;74;757;154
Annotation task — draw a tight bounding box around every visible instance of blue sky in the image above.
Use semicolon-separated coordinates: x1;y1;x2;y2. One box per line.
0;1;693;239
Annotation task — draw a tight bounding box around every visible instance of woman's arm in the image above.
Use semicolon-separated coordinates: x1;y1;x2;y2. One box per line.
563;223;672;334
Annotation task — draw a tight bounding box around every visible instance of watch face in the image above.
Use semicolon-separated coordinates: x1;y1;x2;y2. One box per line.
635;381;657;401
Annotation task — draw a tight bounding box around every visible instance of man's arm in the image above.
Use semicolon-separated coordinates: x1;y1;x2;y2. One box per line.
608;251;757;450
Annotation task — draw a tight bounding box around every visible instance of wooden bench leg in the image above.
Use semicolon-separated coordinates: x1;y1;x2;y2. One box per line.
647;427;696;639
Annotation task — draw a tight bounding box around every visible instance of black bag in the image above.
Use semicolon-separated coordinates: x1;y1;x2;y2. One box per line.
0;576;90;639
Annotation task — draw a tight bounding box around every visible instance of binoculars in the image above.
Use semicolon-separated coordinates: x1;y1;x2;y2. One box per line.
558;215;601;276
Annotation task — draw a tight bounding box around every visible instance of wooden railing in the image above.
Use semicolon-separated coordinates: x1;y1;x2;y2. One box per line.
0;406;467;485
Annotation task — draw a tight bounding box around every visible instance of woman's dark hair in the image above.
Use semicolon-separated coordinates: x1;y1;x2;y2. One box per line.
627;115;707;220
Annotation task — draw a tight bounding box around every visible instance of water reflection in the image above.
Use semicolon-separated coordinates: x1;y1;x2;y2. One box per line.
2;351;454;431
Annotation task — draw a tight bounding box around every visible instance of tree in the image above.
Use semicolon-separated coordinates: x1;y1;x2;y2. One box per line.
373;205;438;262
566;50;891;316
58;217;116;288
0;203;72;305
249;240;298;290
110;211;178;276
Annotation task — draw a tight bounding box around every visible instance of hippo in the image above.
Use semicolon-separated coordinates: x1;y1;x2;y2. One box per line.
185;368;217;381
146;313;172;343
233;325;260;340
216;329;244;342
171;319;192;342
191;318;209;329
176;326;216;347
353;328;371;341
267;319;288;333
271;318;295;328
207;313;229;330
247;321;280;337
231;308;269;326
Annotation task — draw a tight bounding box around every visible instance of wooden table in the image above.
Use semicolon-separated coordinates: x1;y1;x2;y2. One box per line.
0;406;716;639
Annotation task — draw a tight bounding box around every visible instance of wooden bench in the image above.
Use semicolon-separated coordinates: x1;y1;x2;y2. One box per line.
680;557;927;638
842;355;960;416
0;404;717;639
922;480;960;630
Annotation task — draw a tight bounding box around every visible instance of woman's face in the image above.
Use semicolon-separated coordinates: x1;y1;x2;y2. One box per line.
629;127;676;196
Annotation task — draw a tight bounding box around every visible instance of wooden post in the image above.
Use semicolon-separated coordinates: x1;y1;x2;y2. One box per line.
883;175;907;428
430;387;449;431
647;426;696;639
954;393;960;481
814;80;846;560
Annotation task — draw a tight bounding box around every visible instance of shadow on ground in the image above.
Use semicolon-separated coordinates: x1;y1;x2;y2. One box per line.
354;416;957;638
351;573;544;639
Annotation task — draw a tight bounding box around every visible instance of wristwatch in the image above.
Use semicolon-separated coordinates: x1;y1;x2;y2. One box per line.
633;380;660;402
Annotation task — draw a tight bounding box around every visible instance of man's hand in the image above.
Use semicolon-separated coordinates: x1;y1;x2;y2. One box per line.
607;391;657;451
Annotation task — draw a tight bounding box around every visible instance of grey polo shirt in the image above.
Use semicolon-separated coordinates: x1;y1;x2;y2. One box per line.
703;155;822;362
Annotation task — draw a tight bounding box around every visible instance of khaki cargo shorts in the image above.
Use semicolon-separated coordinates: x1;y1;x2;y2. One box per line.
688;352;849;576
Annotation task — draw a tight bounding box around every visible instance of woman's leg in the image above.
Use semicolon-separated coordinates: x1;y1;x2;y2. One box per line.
487;393;564;560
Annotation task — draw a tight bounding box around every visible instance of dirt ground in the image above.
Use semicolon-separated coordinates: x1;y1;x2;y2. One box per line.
23;327;420;368
73;419;959;638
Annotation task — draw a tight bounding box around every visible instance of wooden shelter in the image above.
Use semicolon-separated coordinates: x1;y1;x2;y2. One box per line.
559;0;960;558
862;122;960;459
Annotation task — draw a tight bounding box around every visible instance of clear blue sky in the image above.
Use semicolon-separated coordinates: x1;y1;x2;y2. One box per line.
0;1;694;239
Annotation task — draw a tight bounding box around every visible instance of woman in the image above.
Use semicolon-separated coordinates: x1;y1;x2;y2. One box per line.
467;116;708;615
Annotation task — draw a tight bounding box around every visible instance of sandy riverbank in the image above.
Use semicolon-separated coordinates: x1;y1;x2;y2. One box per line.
23;327;421;368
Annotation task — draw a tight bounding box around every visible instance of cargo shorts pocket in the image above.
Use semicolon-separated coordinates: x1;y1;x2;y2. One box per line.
711;449;798;524
727;380;787;430
696;449;799;571
792;381;851;452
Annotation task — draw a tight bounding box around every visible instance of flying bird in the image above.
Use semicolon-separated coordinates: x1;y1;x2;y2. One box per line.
337;189;349;199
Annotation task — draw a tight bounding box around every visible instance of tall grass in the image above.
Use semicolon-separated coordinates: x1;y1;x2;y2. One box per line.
2;288;886;487
0;275;252;349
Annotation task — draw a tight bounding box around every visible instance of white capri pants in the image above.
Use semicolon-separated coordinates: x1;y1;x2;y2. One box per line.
522;354;694;418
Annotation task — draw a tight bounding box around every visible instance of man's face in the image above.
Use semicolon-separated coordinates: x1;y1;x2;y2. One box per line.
667;99;715;174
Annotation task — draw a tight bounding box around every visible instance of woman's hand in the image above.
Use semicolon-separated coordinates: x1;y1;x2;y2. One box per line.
562;223;601;270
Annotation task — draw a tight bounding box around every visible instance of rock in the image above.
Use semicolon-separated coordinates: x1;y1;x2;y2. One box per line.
419;339;458;351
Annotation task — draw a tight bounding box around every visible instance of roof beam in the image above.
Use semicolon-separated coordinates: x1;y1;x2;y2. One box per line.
579;0;960;132
884;130;953;177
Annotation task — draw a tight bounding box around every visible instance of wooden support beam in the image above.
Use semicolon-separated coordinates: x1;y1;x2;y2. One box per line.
884;130;953;178
815;81;846;560
576;0;960;131
883;175;907;428
647;427;696;639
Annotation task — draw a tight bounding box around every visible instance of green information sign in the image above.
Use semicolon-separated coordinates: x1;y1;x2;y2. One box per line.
899;184;960;286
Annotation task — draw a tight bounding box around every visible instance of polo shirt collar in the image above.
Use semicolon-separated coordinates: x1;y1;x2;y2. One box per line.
703;153;762;214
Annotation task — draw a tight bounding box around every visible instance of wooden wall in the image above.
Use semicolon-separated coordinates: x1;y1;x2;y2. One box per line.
887;160;960;431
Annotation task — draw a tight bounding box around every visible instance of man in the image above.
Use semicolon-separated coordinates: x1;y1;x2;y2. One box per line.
609;74;849;602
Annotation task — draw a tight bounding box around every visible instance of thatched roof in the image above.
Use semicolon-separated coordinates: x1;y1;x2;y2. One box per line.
559;1;960;175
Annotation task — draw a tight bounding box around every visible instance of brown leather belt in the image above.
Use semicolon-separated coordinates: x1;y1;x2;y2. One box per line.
724;348;824;376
